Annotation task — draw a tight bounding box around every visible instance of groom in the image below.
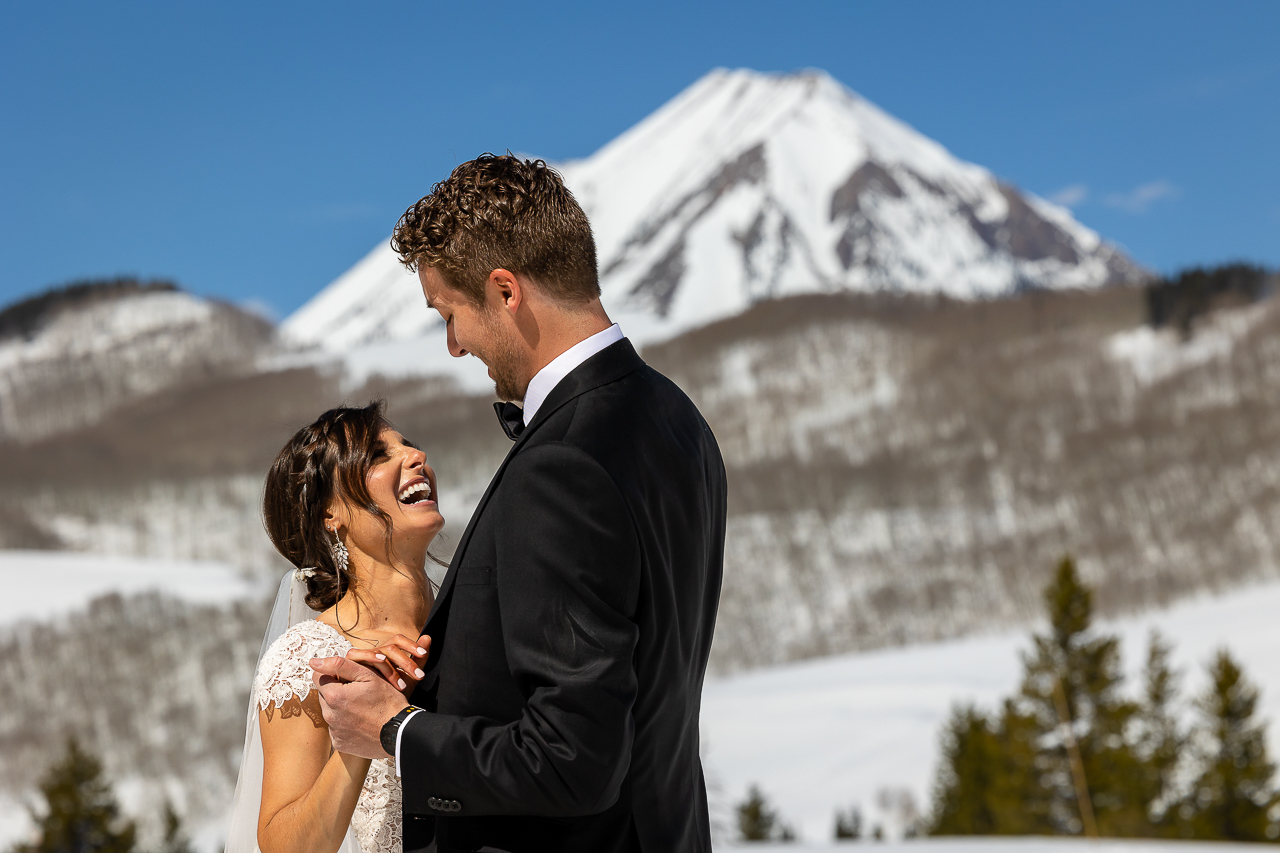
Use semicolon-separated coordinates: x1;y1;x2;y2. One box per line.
312;154;726;852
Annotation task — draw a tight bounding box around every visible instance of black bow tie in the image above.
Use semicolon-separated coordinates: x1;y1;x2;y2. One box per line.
494;401;526;441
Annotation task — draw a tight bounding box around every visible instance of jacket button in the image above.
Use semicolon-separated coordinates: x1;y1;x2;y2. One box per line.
451;800;461;811
428;797;439;809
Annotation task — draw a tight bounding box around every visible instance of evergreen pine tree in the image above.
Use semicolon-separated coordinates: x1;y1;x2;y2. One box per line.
1177;651;1278;841
154;801;193;853
929;706;1001;835
12;738;136;853
1018;557;1147;837
833;804;862;839
737;785;777;842
987;698;1052;834
928;696;1050;836
1133;631;1184;834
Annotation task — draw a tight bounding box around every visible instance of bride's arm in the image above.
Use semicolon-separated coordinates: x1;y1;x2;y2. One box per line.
255;647;422;853
257;692;369;853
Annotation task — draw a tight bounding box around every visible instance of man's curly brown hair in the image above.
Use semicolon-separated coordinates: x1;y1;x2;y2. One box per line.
391;154;599;307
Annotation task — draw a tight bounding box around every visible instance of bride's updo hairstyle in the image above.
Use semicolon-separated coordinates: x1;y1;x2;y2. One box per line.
262;401;395;611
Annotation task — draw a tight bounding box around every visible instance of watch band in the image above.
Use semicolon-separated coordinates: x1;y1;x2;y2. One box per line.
380;704;422;757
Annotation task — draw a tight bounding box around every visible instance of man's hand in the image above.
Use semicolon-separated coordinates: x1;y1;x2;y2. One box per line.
310;656;408;760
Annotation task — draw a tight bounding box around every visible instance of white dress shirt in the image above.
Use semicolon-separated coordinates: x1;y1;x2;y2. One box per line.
520;323;625;426
395;322;626;776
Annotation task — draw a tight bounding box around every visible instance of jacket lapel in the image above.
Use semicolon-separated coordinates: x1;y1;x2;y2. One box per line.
422;339;644;630
422;437;518;626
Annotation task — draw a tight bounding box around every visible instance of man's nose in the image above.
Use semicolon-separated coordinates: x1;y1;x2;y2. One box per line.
447;327;467;358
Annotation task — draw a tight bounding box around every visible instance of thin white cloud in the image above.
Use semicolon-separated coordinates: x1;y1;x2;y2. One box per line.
1048;184;1088;207
1104;180;1180;214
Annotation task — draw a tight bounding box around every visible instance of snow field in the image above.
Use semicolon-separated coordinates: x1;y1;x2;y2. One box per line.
701;581;1280;844
0;549;261;627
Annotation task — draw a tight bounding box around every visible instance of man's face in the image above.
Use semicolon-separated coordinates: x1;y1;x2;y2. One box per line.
418;267;527;401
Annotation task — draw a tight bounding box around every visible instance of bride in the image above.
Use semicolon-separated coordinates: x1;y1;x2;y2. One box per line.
226;401;442;853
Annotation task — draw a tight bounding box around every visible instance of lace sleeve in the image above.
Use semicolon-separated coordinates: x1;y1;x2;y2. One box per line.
253;620;353;710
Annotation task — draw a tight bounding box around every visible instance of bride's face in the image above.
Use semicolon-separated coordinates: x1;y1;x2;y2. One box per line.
335;427;443;566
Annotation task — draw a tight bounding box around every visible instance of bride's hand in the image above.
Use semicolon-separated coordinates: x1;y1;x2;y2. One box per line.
346;634;431;699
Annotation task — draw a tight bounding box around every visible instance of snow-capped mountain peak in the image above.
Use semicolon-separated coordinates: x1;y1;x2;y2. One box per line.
282;68;1145;375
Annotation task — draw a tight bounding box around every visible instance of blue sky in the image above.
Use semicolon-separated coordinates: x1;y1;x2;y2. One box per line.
2;1;1277;318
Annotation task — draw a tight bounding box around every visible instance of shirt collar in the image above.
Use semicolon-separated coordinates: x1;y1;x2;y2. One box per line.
521;324;625;426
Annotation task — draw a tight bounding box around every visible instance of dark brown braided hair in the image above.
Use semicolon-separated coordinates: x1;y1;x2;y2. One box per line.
262;401;395;611
391;153;599;307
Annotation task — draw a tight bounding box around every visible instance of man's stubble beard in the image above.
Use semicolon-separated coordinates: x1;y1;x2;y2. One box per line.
477;311;527;403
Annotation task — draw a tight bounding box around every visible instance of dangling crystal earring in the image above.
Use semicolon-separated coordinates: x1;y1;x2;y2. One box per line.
329;529;349;575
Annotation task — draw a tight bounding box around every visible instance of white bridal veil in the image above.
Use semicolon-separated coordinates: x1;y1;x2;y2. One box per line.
224;571;361;853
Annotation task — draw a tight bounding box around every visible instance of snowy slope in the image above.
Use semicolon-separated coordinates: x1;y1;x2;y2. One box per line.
281;68;1144;385
0;284;272;440
0;550;260;627
700;580;1280;843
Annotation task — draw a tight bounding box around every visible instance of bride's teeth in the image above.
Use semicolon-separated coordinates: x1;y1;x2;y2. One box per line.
398;481;432;504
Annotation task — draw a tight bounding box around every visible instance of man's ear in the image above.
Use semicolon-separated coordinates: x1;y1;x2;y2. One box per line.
488;268;523;316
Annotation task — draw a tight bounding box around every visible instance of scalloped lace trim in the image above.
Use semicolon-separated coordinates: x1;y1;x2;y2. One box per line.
254;619;352;710
253;619;402;853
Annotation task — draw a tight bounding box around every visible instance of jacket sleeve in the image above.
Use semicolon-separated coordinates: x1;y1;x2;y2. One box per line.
399;441;642;817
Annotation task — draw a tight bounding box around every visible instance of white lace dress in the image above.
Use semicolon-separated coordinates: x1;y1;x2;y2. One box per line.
254;619;402;853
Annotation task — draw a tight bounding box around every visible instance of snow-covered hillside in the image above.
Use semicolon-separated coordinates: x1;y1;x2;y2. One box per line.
11;282;1280;674
701;580;1280;844
0;550;260;627
281;68;1145;385
0;281;272;441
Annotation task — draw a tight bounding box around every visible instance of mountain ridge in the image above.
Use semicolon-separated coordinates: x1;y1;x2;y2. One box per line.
0;280;273;442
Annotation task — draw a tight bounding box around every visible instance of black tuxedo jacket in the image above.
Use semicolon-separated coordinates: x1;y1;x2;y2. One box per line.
400;339;726;853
